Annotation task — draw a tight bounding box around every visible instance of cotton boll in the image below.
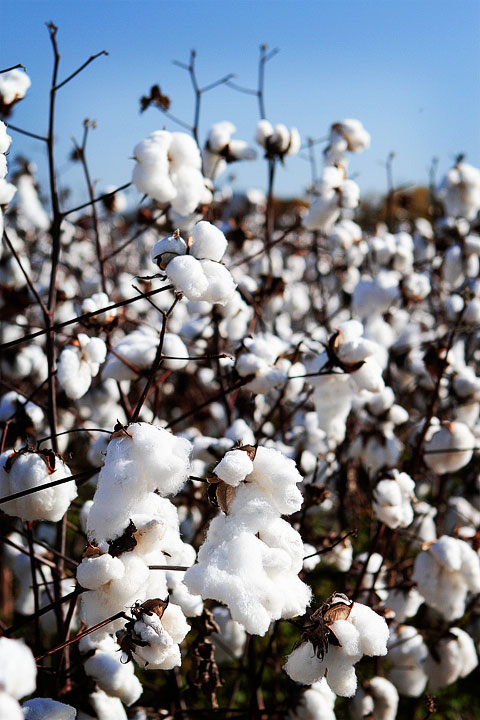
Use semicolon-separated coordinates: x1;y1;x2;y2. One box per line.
423;421;475;473
83;640;142;705
161;333;189;370
384;587;423;623
0;637;37;700
289;679;336;720
388;625;428;697
22;698;77;720
189;221;228;261
86;690;128;720
170;165;206;215
412;535;480;621
360;676;399;720
0;450;76;522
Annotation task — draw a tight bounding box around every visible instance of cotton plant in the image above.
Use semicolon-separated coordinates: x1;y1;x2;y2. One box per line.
184;444;312;635
306;320;385;445
57;333;107;400
132;130;211;216
284;594;389;697
151;221;237;304
437;159;480;221
77;421;199;687
0;448;76;522
412;535;480;621
203;121;256;179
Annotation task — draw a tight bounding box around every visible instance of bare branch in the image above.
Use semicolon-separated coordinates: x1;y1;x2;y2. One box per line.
54;50;109;91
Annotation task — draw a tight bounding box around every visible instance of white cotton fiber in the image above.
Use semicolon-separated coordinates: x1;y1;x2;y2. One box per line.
22;698;77;720
214;449;254;486
76;553;125;590
166;255;209;300
0;450;76;523
190;221;228;261
0;637;37;700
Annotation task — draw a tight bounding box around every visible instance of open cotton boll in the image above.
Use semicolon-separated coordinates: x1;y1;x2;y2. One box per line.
130;602;189;670
0;449;76;522
22;698;77;720
170;165;206;215
372;471;415;529
425;627;478;690
86;423;191;544
83;637;142;705
289;678;336;720
84;690;128;720
166;254;209;300
384;586;423;623
0;637;37;700
388;625;428;697
214;449;254;486
247;446;303;515
412;535;480;621
161;333;189;370
423;421;475;473
189;221;228;261
0;69;31;108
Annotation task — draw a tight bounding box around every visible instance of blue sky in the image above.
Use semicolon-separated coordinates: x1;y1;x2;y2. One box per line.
2;0;479;206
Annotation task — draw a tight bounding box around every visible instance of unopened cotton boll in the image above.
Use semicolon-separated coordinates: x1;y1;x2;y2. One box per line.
0;637;37;700
22;698;77;720
423;421;475;473
0;449;76;522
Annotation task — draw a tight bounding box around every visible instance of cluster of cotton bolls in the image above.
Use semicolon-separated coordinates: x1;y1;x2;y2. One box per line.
3;36;480;720
151;221;237;304
184;444;312;635
303;119;369;233
284;595;389;697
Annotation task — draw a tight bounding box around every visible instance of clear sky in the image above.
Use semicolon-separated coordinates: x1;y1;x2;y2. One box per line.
2;0;479;206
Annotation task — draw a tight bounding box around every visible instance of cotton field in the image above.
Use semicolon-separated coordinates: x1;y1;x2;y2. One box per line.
1;21;480;720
